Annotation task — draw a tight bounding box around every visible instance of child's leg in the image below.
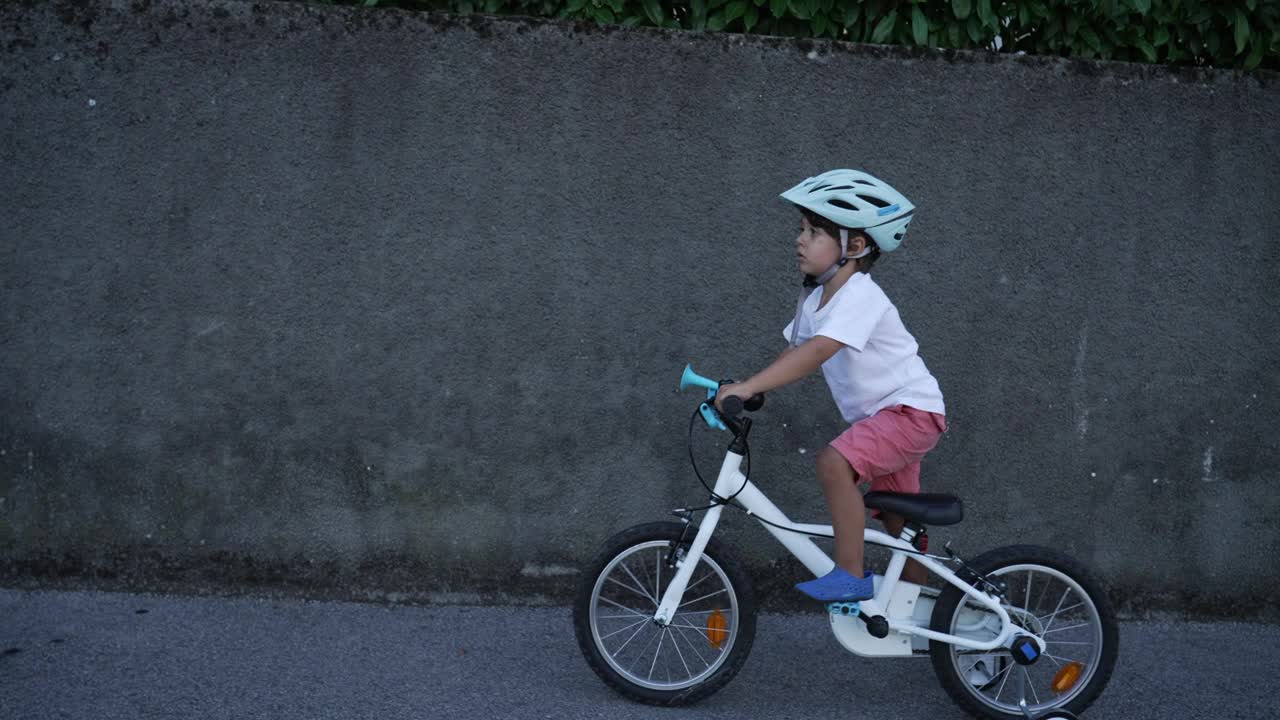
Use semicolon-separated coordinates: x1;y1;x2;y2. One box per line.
816;447;866;575
879;511;928;585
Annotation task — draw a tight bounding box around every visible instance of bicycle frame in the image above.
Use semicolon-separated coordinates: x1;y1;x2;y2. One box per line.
653;448;1031;655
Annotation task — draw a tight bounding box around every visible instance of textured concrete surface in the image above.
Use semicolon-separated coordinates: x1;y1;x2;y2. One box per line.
1;0;1278;616
2;588;1277;718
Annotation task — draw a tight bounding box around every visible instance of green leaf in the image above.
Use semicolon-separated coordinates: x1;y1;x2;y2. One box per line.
484;0;502;11
871;9;898;43
947;21;963;46
707;9;726;29
692;0;707;29
842;3;861;27
951;0;971;20
622;15;642;26
592;5;615;22
458;1;474;13
1134;37;1156;62
566;0;586;12
363;0;380;7
1243;31;1265;69
641;0;663;24
769;0;786;17
1081;26;1102;53
607;0;624;13
911;5;928;45
744;4;759;30
966;13;983;42
811;12;828;35
976;0;995;28
1153;26;1169;47
789;0;810;20
1235;10;1250;54
1130;0;1150;13
725;0;746;22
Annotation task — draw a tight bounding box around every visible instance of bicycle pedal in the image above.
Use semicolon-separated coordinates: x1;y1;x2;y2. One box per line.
826;601;861;616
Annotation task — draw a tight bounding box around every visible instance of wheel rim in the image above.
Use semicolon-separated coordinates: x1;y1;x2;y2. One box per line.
945;563;1105;715
588;540;739;691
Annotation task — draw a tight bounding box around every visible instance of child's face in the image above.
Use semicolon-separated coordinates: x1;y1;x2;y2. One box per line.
794;215;841;276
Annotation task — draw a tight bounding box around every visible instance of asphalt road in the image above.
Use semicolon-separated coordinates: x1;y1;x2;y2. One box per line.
2;588;1275;719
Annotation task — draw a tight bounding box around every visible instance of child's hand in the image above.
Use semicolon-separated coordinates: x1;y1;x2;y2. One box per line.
714;383;751;413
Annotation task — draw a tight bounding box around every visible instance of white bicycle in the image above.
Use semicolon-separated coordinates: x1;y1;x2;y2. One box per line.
573;365;1118;719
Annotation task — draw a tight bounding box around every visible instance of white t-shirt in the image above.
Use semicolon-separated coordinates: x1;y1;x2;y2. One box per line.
781;272;945;424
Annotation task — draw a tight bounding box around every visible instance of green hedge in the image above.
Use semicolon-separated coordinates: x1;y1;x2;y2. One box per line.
325;0;1278;71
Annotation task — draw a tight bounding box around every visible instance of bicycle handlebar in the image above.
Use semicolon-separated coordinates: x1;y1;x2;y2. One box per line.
719;393;765;417
681;363;764;431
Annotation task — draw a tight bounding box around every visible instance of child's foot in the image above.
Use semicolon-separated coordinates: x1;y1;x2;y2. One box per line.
795;567;875;602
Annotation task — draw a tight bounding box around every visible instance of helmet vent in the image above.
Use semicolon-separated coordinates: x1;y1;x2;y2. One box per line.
855;179;874;185
857;194;890;208
828;199;858;211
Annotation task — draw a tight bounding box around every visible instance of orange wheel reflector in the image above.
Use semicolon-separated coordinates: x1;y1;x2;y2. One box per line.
707;608;728;648
1051;662;1084;694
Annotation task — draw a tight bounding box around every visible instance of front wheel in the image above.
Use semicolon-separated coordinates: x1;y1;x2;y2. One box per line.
572;522;756;706
928;545;1118;720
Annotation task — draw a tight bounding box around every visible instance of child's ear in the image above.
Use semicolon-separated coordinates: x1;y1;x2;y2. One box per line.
847;233;867;257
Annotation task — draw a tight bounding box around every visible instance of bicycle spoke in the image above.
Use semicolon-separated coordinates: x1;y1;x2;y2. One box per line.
1025;571;1032;615
1033;573;1053;615
683;571;713;595
1041;586;1072;633
1038;601;1084;624
648;627;667;680
1043;622;1089;635
679;588;727;608
1044;651;1086;664
619;561;658;606
667;626;693;679
655;550;663;603
1024;667;1040;705
627;624;663;673
991;661;1014;703
670;622;712;667
606;576;656;604
597;595;648;617
611;619;652;659
672;608;728;616
598;617;649;642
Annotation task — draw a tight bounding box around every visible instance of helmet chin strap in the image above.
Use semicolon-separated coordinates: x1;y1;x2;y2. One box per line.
791;229;871;346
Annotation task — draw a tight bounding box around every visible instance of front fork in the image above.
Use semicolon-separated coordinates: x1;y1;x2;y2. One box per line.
652;451;742;626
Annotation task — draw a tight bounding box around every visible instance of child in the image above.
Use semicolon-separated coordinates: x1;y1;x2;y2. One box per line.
714;169;947;603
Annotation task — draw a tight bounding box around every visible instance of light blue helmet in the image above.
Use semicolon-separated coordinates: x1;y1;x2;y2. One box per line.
780;169;916;252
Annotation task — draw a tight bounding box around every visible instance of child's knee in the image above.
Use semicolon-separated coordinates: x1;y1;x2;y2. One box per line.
816;446;854;481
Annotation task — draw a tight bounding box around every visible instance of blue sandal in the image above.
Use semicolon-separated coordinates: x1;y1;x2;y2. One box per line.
795;567;875;602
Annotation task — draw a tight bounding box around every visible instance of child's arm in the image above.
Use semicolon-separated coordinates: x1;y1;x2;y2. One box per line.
714;336;844;409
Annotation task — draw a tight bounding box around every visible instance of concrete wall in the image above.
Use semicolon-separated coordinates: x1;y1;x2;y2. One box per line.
2;0;1277;616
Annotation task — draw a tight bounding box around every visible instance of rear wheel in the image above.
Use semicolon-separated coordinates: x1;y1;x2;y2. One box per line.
572;522;756;706
928;545;1118;720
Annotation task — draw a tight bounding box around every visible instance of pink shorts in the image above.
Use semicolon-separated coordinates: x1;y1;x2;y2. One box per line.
828;405;947;511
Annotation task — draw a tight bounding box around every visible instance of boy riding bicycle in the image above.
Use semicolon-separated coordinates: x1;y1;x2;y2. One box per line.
715;169;947;603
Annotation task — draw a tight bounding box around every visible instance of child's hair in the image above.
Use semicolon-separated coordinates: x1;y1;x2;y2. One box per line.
798;207;881;273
